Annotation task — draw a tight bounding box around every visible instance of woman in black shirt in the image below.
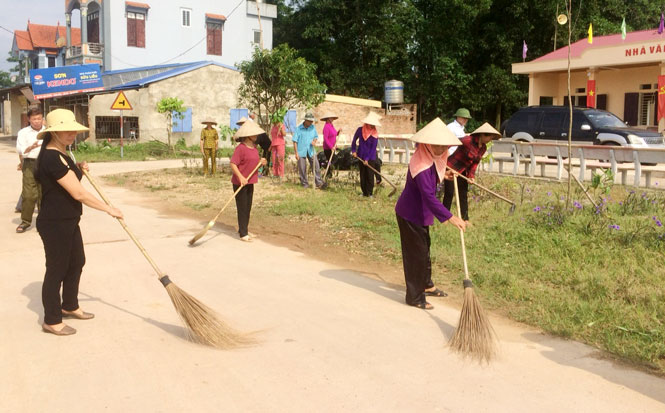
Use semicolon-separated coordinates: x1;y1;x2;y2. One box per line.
35;109;123;336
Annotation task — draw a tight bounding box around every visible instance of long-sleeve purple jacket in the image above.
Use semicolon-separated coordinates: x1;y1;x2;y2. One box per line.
395;164;453;226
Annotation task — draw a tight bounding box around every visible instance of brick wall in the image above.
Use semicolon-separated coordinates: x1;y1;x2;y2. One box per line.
311;100;416;146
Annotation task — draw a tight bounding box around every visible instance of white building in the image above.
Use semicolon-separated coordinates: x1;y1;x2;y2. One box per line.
64;0;277;70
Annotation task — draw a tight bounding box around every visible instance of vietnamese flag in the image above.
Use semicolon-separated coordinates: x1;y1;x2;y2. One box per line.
587;80;596;108
658;75;665;122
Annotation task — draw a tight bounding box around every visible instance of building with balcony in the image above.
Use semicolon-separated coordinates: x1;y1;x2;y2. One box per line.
11;21;81;83
64;0;277;71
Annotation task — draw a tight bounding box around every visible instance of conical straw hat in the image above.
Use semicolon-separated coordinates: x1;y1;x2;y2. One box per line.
410;117;462;145
37;108;89;140
201;119;217;125
235;121;265;138
319;113;338;121
361;111;382;127
470;122;501;140
236;116;248;126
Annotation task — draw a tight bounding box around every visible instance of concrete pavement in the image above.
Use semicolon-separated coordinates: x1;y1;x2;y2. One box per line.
1;140;664;412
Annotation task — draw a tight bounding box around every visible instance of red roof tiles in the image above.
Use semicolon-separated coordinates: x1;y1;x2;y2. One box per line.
13;23;81;51
206;13;227;21
126;1;150;9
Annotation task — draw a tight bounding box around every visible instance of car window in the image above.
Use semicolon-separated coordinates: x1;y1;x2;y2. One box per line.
571;112;590;130
508;111;540;129
541;112;565;130
585;110;626;128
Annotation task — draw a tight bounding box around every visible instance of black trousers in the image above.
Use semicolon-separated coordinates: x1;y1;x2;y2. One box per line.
233;184;254;237
442;175;469;221
37;218;86;325
396;214;434;306
371;159;382;184
358;162;374;196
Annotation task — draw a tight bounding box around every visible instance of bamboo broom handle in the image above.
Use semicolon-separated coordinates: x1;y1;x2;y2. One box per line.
452;173;470;280
445;165;514;206
82;170;166;279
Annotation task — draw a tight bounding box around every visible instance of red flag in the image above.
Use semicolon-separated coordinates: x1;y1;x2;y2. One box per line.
658;75;665;122
586;80;596;108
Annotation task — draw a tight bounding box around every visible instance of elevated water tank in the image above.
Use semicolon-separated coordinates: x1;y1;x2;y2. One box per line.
384;80;404;105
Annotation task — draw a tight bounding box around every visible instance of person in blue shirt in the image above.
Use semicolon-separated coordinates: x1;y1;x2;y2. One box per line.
292;112;324;188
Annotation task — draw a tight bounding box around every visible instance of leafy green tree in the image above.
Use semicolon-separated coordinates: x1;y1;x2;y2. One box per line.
237;44;326;131
0;52;21;88
156;97;185;151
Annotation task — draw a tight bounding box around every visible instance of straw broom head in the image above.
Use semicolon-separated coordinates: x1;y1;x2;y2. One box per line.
161;276;256;349
449;279;497;363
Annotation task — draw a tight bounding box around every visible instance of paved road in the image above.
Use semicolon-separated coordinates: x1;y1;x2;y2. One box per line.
0;140;663;412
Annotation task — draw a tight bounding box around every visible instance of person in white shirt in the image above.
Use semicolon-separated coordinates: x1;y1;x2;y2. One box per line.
446;108;471;155
15;106;45;233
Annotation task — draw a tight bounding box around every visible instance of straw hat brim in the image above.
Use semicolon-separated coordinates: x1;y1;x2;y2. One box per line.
236;116;248;126
37;122;89;140
320;113;338;121
470;122;502;140
410;117;462;146
202;120;218;125
235;121;265;138
361;112;382;127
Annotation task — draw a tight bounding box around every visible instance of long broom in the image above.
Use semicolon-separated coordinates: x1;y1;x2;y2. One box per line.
448;172;497;362
351;153;397;197
81;169;253;349
189;161;262;245
446;165;516;214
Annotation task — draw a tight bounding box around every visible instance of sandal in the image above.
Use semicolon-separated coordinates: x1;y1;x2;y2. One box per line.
425;288;448;297
410;302;434;310
15;223;30;233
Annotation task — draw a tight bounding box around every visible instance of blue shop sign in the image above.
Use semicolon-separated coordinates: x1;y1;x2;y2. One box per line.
31;64;104;99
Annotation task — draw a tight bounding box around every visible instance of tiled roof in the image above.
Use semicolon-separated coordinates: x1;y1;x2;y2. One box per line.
126;1;150;9
205;13;227;21
14;23;81;51
534;29;664;62
103;61;237;90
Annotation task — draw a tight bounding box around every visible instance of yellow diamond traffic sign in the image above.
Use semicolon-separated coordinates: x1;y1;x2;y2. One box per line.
110;91;133;110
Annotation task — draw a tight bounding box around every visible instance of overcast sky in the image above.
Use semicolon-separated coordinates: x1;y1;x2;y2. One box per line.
0;0;80;73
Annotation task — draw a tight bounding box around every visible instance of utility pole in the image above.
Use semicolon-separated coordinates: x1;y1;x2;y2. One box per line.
255;0;264;50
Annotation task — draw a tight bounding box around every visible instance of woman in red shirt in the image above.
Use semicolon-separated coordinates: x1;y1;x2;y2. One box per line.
269;120;287;180
230;121;267;242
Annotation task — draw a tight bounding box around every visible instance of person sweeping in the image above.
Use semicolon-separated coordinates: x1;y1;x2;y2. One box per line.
34;109;123;336
351;112;382;197
200;120;219;177
442;122;501;226
321;113;341;179
394;118;466;310
230;121;267;242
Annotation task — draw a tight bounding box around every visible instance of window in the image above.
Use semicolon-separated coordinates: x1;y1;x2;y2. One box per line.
95;116;140;140
253;30;262;45
48;57;56;68
181;8;191;27
127;11;146;47
638;92;656;126
172;108;192;132
539;96;553;105
207;22;222;55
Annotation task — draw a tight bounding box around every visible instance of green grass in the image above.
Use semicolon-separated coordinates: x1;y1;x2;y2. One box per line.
262;174;665;373
71;139;235;162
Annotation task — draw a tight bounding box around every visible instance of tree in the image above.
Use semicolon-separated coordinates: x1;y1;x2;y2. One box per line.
0;52;20;88
237;44;326;131
156;97;186;151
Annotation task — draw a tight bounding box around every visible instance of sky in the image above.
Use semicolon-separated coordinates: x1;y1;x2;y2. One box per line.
0;0;80;73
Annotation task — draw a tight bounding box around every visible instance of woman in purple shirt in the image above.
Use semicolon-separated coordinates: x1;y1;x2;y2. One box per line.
351;112;382;197
395;118;466;310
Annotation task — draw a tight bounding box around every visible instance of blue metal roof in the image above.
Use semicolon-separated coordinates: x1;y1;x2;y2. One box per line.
102;61;238;91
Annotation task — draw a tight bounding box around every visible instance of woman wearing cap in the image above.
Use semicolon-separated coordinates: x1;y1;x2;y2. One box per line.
442;122;501;225
269;118;287;180
200;120;219;176
34;109;123;336
395;118;466;310
230;121;268;241
321;113;341;178
351;112;382;197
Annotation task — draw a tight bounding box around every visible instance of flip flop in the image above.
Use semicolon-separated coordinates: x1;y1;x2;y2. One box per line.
425;288;448;297
410;302;434;310
15;223;30;233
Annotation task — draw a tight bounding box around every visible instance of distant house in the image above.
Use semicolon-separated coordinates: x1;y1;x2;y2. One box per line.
11;22;81;83
64;0;277;71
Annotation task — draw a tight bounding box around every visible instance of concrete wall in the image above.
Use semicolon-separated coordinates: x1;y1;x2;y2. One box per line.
88;64;242;145
103;0;275;71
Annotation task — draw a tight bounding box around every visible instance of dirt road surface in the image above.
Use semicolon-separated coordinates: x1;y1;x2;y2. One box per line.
1;140;663;412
